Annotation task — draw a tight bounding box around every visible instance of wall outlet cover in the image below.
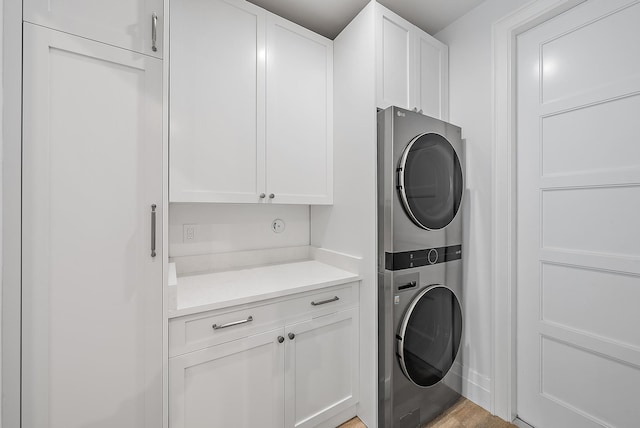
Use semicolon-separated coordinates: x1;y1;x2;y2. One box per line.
183;224;196;242
272;219;285;233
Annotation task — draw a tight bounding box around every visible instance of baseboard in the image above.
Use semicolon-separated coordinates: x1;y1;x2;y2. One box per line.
315;405;357;428
450;363;492;411
514;417;534;428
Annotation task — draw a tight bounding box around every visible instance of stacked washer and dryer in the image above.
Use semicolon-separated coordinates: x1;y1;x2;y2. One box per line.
377;106;465;428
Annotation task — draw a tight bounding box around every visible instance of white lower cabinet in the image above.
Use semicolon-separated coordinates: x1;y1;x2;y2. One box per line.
169;289;359;428
285;309;359;428
169;329;286;428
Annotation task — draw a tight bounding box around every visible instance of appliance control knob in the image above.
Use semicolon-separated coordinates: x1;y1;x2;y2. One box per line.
427;249;438;265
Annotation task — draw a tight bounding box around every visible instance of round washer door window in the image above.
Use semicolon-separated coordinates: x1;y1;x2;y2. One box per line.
397;286;463;387
398;133;463;230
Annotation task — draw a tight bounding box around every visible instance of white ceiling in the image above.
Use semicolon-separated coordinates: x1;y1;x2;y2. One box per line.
247;0;486;39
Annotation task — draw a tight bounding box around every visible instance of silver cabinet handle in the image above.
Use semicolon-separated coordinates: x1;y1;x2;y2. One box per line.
277;336;284;343
259;193;266;199
151;13;158;52
150;204;157;257
269;193;275;199
212;315;253;330
310;296;339;306
288;332;295;340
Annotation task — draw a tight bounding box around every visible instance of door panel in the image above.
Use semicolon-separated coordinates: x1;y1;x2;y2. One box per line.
22;24;163;428
265;15;333;204
170;0;265;203
169;329;285;428
378;12;413;110
416;34;448;120
516;1;640;427
285;309;358;428
541;94;640;175
24;0;163;57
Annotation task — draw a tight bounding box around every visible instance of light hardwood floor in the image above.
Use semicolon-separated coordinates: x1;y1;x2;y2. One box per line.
338;398;517;428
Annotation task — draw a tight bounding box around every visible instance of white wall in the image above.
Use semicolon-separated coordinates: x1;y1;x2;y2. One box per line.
435;0;531;411
169;204;310;258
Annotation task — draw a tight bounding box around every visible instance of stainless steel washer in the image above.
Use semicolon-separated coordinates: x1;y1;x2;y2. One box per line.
377;106;465;428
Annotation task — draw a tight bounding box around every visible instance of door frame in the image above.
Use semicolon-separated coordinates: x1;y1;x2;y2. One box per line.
490;0;586;421
3;0;24;426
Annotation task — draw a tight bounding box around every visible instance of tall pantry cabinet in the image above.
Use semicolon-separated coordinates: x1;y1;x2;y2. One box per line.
21;2;164;427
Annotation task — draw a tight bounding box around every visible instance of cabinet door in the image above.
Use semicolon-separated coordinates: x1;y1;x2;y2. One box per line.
24;0;163;58
170;329;285;428
415;30;449;121
22;24;163;428
265;15;333;205
376;5;415;110
284;308;359;428
170;0;266;203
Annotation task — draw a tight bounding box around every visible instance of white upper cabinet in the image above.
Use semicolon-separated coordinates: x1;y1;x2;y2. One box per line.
170;0;333;204
24;0;163;58
377;7;414;111
266;15;333;205
415;31;449;120
170;0;265;203
376;4;449;120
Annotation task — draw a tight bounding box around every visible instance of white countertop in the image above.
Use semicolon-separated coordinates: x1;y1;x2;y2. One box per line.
168;260;360;318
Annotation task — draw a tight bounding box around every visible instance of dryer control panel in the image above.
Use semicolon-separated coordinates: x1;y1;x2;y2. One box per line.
385;245;462;271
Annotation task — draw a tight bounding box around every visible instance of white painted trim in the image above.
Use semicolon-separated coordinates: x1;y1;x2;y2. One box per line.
163;1;170;427
451;363;491;410
490;0;586;421
2;0;22;426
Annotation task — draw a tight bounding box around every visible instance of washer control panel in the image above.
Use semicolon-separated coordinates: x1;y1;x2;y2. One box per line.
385;244;462;271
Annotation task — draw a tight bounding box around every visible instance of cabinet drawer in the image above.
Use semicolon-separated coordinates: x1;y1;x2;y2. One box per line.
169;282;358;356
170;302;284;357
289;282;356;316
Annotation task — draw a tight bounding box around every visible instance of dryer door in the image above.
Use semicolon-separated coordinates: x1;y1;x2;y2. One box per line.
398;133;463;230
397;285;462;387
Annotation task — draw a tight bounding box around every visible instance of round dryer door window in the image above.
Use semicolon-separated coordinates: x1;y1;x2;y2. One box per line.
398;133;463;230
397;286;463;387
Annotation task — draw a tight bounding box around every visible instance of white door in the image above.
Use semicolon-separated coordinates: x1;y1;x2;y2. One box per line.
414;30;448;121
22;24;163;428
516;1;640;427
265;15;333;205
284;308;358;428
24;0;163;57
376;6;414;110
170;0;266;203
169;329;285;428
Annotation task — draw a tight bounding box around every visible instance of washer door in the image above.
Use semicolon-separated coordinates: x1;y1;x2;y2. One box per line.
397;286;463;387
398;133;463;230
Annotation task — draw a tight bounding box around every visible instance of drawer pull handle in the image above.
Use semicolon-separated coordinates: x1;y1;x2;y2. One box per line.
212;316;253;330
310;296;339;306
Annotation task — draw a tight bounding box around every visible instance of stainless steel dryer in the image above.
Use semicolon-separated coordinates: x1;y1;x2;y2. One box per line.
377;106;465;428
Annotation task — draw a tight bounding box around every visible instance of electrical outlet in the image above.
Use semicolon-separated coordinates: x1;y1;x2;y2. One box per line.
183;224;196;242
272;219;285;233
